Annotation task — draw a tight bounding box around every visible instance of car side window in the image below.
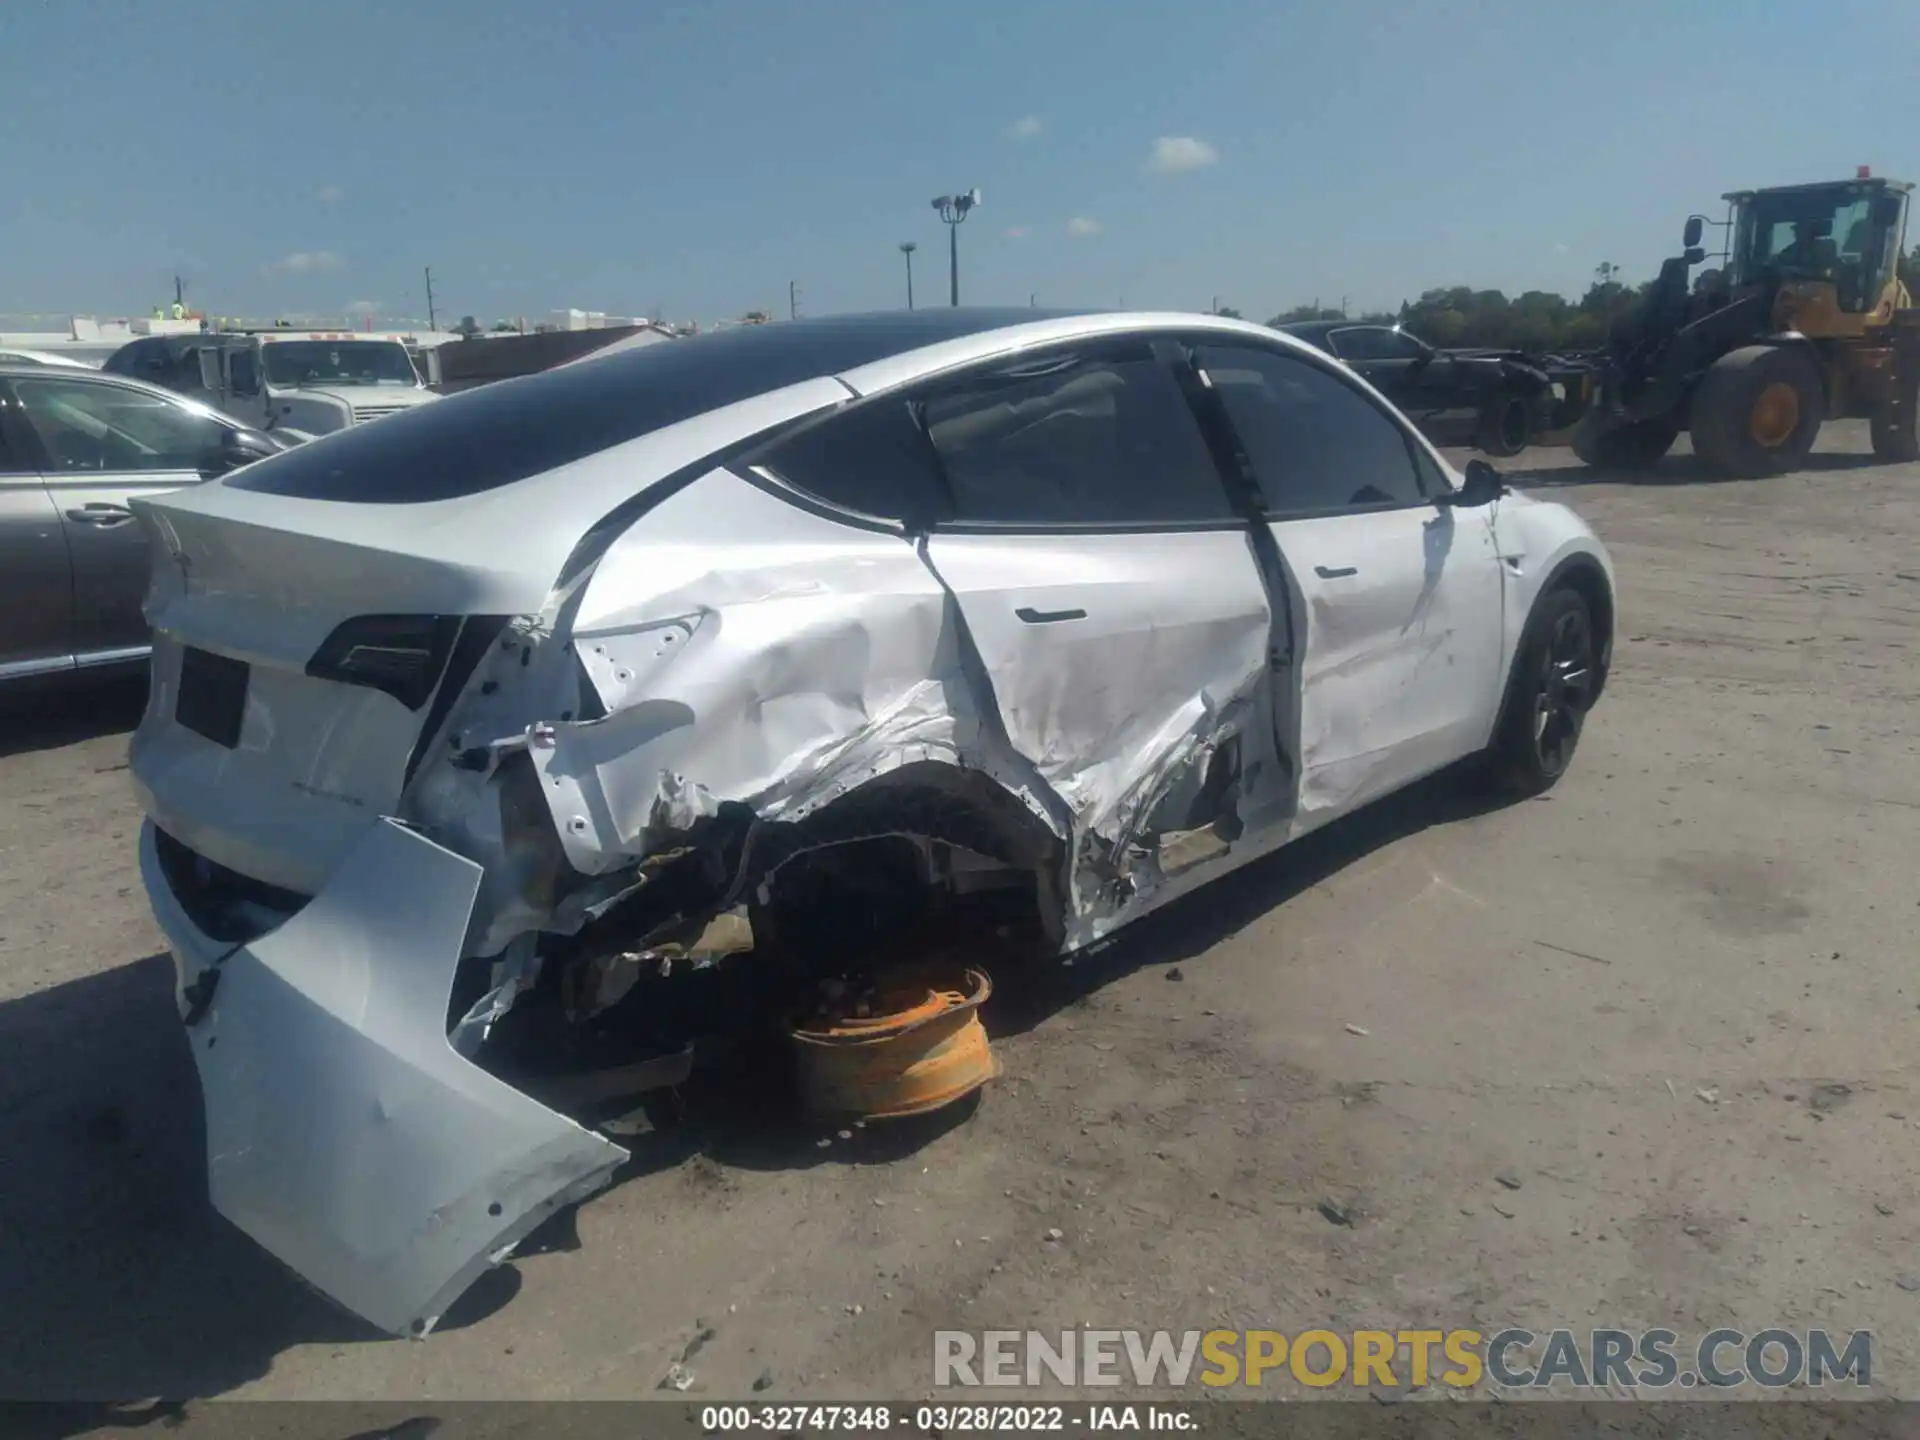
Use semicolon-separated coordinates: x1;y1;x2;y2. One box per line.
1195;345;1428;514
918;349;1232;526
1329;327;1422;363
229;346;260;397
748;397;949;525
11;377;223;473
106;339;157;381
0;394;30;474
172;344;211;395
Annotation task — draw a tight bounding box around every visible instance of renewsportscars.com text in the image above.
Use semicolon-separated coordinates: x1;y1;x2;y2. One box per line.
933;1327;1872;1391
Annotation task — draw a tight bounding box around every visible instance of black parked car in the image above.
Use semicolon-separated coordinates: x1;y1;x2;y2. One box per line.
1280;321;1588;457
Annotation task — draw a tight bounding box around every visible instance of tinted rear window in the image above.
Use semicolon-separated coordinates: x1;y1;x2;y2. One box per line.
226;310;1069;504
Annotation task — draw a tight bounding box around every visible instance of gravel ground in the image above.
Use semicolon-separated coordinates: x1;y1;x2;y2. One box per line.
1;423;1915;1406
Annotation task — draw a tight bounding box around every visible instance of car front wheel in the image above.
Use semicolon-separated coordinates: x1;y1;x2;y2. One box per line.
1484;587;1597;795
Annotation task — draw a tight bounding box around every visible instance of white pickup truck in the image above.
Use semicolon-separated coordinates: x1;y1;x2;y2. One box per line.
192;330;441;442
102;329;440;443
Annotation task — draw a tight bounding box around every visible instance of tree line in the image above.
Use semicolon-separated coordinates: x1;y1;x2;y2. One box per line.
1241;245;1920;356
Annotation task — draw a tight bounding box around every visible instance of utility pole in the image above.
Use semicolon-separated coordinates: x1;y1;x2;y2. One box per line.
931;189;980;307
174;275;187;310
424;267;438;330
789;281;800;320
899;242;917;309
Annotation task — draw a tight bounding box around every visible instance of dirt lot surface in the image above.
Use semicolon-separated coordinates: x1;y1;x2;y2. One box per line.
2;424;1916;1405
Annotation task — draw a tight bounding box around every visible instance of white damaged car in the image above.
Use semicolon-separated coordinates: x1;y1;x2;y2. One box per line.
128;309;1615;1336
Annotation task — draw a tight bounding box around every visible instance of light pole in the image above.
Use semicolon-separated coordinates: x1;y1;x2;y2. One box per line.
899;241;918;309
931;189;980;307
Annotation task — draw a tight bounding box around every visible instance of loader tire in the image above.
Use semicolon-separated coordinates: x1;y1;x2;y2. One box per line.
1569;411;1679;470
1870;368;1920;462
1689;345;1824;477
1476;392;1536;458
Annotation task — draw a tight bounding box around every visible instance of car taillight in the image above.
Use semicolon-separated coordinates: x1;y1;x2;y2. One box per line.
306;614;463;710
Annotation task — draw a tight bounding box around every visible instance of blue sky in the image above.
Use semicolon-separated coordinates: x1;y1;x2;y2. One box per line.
3;0;1916;328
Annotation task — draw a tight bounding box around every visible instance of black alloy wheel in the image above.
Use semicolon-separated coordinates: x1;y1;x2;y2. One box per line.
1482;587;1598;796
1530;600;1594;780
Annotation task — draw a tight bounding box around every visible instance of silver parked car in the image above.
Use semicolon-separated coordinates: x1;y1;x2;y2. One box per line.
0;364;284;684
127;310;1615;1336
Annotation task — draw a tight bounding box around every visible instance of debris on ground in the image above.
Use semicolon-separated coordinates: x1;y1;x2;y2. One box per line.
1875;1202;1895;1217
1344;1023;1370;1036
1044;1227;1064;1243
753;1370;775;1392
1809;1082;1853;1113
1165;967;1185;982
1696;1087;1720;1105
660;1362;695;1391
1491;1203;1516;1220
1317;1199;1354;1227
1895;1275;1920;1293
681;1325;716;1363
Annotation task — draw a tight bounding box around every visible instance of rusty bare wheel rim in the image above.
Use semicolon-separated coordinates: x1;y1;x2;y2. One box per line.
1750;380;1800;448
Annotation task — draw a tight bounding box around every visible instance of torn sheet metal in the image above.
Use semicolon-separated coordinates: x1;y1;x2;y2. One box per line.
144;817;627;1337
528;470;1059;879
450;932;544;1058
566;905;756;1019
505;472;1280;953
918;527;1275;938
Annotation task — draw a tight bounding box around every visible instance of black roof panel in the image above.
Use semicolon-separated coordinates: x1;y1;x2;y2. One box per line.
227;310;1080;505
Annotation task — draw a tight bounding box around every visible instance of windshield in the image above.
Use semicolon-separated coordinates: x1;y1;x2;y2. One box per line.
1733;185;1880;285
260;340;419;388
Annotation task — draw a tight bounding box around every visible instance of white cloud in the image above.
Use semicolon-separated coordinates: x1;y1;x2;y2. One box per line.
1554;242;1570;255
317;184;345;204
1066;216;1102;237
269;250;343;274
1145;136;1219;175
1004;225;1029;240
345;299;383;316
1006;115;1041;140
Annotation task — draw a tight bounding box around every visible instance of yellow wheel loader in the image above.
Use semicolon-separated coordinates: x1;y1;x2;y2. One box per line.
1572;170;1920;476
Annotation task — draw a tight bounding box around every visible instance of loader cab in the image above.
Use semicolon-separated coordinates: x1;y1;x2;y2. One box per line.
1723;178;1912;331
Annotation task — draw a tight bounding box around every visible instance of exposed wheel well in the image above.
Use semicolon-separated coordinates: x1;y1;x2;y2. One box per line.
745;762;1068;964
546;761;1067;996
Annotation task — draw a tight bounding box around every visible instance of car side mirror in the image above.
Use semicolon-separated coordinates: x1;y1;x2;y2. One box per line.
1683;216;1705;248
1443;458;1506;508
203;427;281;476
1684;246;1707;266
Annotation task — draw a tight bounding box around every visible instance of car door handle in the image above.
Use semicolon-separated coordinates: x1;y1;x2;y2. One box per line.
1314;564;1359;579
1015;606;1088;625
66;503;135;526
